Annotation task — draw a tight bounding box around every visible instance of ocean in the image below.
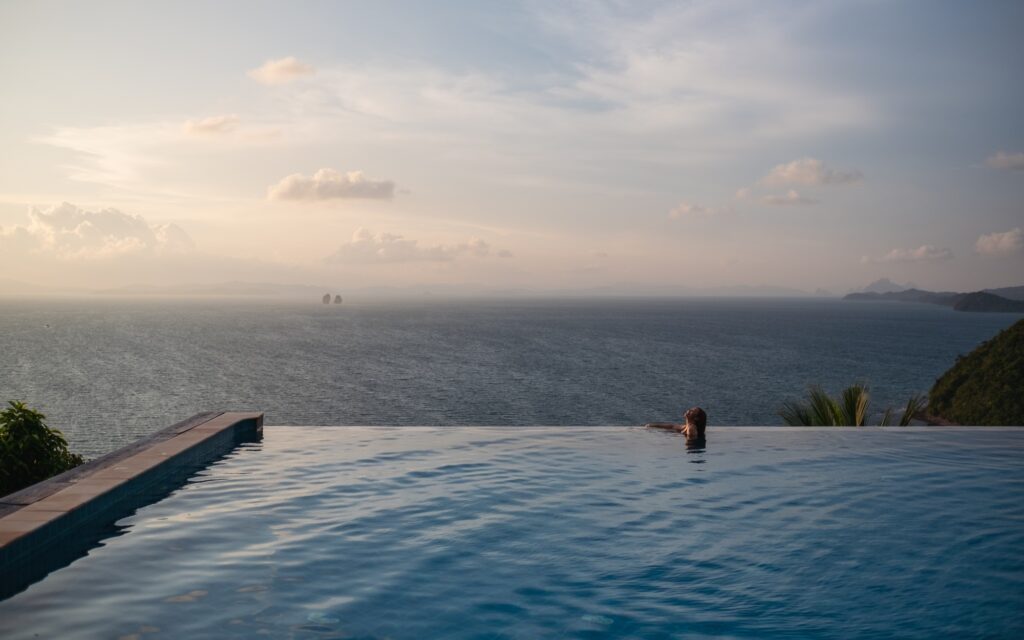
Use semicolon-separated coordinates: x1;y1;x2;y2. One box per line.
0;297;1019;458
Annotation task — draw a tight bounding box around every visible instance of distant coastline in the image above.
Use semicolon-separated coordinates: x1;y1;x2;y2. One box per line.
844;286;1024;313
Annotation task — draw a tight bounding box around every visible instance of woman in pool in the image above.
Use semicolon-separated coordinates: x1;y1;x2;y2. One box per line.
645;406;707;443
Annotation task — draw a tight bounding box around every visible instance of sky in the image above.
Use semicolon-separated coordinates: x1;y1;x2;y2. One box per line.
1;0;1022;295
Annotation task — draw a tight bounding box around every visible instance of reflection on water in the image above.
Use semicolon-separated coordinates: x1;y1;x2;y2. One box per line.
686;436;707;461
1;427;1022;639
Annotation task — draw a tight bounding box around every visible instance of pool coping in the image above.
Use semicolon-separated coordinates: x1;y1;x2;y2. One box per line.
0;411;262;598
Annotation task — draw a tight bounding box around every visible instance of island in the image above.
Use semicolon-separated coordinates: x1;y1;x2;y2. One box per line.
844;286;1024;313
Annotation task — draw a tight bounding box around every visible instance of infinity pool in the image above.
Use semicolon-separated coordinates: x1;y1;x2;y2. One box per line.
1;427;1022;639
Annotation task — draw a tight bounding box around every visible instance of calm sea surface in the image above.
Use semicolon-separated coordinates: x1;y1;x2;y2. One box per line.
0;297;1020;457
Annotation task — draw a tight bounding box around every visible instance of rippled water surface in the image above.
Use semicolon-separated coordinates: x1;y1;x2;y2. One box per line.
1;427;1022;639
1;297;1021;457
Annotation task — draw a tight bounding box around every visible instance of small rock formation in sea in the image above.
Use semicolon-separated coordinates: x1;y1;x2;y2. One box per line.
334;295;343;304
322;293;330;304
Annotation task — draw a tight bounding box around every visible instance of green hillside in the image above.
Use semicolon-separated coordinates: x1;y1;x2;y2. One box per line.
928;319;1024;425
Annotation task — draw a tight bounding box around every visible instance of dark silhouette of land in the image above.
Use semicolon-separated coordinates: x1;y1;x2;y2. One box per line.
927;319;1024;425
844;286;1024;313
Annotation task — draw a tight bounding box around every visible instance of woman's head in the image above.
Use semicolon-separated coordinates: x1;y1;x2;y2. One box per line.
683;406;707;437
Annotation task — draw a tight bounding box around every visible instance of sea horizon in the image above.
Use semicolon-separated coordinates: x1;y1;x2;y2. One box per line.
2;296;1019;458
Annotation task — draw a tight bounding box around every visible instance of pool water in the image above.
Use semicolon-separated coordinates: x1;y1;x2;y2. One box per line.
1;427;1022;639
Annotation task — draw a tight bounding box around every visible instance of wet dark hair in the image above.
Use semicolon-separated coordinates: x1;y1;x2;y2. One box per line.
684;407;707;437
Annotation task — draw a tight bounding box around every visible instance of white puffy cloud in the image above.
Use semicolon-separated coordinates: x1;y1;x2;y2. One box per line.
861;245;953;264
975;228;1023;255
247;56;315;85
324;229;493;264
985;151;1024;171
760;157;863;186
0;202;193;259
268;169;396;201
760;189;816;206
182;114;238;135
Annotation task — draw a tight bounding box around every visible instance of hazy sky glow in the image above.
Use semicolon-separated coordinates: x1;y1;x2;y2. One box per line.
1;0;1022;294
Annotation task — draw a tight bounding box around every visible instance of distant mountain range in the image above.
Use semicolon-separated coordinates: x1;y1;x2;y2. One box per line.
844;286;1024;312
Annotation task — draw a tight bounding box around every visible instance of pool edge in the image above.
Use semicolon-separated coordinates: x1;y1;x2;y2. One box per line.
0;411;262;598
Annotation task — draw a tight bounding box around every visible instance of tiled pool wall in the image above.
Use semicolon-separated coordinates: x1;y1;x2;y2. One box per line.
0;412;263;599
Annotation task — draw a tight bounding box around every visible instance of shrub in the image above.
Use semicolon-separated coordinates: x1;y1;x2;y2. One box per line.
0;401;84;496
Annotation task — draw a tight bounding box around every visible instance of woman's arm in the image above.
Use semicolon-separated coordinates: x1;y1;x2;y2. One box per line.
644;422;680;430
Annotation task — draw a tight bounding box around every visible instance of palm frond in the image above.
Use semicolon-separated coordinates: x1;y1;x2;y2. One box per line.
779;399;814;426
808;386;840;426
779;383;884;426
838;383;871;426
898;395;926;426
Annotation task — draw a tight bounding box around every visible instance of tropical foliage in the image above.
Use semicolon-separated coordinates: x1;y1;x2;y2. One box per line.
779;383;925;426
928;319;1024;425
0;401;84;496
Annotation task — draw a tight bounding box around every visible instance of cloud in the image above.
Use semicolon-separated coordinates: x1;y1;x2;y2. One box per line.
465;238;491;257
248;56;315;85
861;245;953;264
975;228;1023;255
182;114;239;135
668;201;733;219
268;169;396;201
497;249;514;258
760;157;863;186
734;187;752;200
324;229;492;264
985;151;1024;171
668;202;710;219
0;202;193;259
37;118;287;189
760;189;816;206
542;3;876;142
35;123;179;186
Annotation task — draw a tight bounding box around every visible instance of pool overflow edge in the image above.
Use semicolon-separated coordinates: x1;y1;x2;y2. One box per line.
0;411;263;599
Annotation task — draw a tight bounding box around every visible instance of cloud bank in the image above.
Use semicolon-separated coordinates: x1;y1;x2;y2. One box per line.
862;245;953;264
760;158;863;187
268;169;396;201
976;228;1023;255
985;151;1024;171
247;56;315;85
0;202;193;259
324;229;491;264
